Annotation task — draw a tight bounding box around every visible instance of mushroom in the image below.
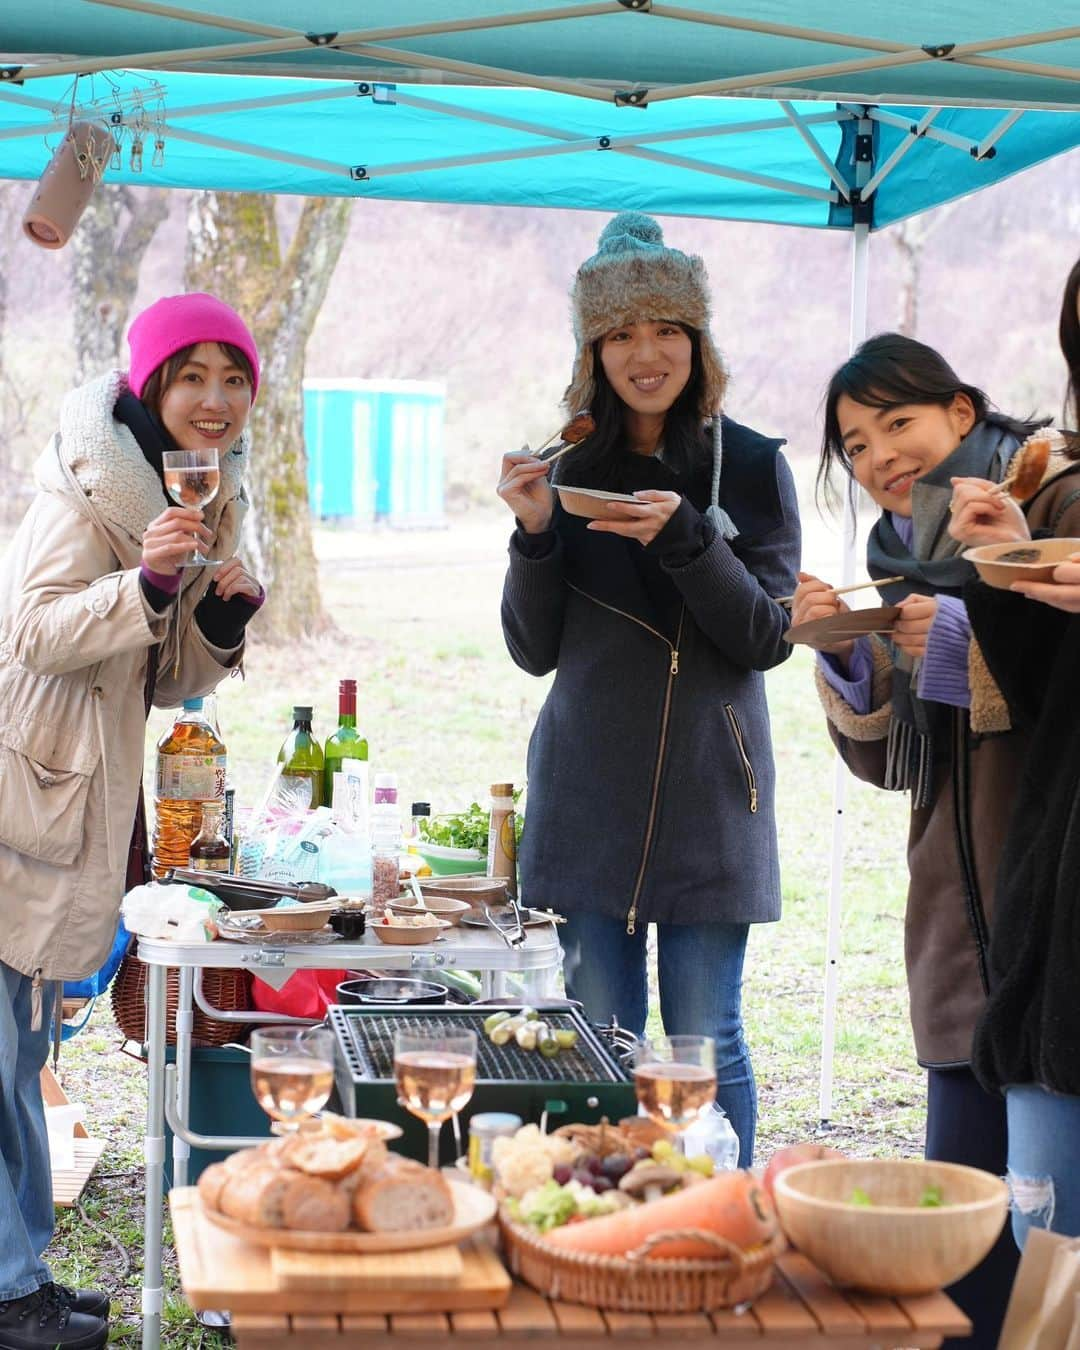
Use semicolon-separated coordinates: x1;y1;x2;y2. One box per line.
618;1162;682;1203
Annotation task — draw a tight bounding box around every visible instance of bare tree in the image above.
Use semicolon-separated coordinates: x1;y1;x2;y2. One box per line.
184;191;352;641
69;184;170;382
0;185;39;520
890;203;960;337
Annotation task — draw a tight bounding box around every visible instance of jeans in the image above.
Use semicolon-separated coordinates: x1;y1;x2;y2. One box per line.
0;962;56;1300
560;913;756;1166
1006;1083;1080;1248
926;1066;1018;1350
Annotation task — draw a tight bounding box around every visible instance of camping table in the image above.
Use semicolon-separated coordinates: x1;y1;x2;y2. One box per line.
168;1186;971;1349
137;923;563;1350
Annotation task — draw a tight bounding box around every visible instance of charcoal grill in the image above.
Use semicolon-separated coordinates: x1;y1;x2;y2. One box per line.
327;1002;637;1165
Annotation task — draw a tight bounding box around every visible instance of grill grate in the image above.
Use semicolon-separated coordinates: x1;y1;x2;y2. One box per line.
329;1004;629;1086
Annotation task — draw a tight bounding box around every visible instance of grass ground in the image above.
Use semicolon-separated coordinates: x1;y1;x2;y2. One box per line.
47;508;920;1346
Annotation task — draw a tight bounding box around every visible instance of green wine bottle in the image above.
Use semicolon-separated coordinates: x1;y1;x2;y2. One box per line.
324;678;368;806
277;705;325;809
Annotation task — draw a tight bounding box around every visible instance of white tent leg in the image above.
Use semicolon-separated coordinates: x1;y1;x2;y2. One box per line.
818;216;870;1125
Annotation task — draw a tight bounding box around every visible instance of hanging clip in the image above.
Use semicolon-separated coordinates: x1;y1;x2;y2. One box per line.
614;88;649;108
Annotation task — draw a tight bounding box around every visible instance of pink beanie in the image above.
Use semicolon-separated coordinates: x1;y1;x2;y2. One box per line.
127;292;260;402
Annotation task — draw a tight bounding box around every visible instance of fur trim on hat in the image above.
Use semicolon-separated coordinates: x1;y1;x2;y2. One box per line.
564;213;726;421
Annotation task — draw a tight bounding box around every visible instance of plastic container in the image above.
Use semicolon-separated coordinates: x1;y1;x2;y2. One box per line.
680;1103;740;1171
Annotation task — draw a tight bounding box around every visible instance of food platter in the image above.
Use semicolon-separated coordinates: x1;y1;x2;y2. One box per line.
200;1177;495;1252
784;606;900;651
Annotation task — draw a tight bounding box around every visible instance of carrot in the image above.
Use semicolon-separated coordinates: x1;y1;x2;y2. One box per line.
544;1170;779;1260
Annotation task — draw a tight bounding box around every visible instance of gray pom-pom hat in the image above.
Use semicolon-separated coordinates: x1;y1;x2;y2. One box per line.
564;211;737;539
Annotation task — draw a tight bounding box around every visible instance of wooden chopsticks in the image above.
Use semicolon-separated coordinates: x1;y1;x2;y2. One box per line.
777;575;905;607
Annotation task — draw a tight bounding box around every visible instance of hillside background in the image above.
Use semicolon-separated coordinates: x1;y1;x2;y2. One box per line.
2;144;1079;514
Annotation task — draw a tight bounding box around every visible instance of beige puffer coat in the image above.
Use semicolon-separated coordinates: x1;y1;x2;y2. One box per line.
0;371;250;982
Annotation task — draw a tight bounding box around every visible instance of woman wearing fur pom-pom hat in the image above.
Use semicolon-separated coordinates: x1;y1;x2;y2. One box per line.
0;292;263;1348
498;212;800;1166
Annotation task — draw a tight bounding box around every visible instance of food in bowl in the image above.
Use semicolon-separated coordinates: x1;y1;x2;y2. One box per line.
384;911;440;927
389;896;472;925
772;1158;1008;1295
963;537;1080;591
555;484;641;520
372;915;452;946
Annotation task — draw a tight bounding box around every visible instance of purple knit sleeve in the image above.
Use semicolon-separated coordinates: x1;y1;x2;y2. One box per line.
916;594;971;709
816;637;874;714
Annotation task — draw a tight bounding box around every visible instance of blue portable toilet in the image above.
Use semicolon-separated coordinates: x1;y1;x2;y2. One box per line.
303;378;445;527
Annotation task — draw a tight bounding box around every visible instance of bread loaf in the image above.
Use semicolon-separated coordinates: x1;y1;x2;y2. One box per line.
218;1163;297;1228
281;1174;351;1232
352;1156;454;1232
280;1133;379;1181
196;1161;230;1212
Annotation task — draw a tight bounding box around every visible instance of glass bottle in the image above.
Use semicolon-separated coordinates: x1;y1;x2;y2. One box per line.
277;706;324;809
152;698;227;878
370;773;400;849
404;801;430;852
188;801;231;873
323;678;368;806
487;782;517;899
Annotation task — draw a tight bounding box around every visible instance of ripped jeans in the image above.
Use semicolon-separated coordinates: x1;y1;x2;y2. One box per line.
1006;1083;1080;1248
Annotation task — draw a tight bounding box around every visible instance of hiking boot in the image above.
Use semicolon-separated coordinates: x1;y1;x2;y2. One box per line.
0;1284;108;1350
54;1286;110;1320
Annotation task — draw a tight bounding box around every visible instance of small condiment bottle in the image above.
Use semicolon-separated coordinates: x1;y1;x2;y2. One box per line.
188;801;230;873
468;1112;523;1187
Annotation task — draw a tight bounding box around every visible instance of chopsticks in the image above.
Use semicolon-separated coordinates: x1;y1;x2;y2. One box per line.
776;575;904;608
535;439;577;466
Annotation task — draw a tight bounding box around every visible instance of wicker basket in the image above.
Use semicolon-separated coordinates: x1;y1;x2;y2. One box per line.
499;1211;786;1313
110;952;253;1050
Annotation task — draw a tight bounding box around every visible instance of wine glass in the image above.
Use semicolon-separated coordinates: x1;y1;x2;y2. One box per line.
162;447;221;568
393;1026;477;1169
249;1026;336;1133
633;1034;716;1152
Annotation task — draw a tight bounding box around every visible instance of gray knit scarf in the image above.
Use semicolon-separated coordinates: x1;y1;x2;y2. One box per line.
865;416;1020;807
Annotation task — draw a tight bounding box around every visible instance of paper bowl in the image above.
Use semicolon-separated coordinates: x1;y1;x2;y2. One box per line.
963;537;1080;590
772;1158;1008;1295
388;896;472;926
371;917;452;946
419;876;508;906
245;904;336;933
555;484;640;520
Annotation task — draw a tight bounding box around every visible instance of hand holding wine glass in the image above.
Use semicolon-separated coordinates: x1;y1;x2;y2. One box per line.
393;1027;477;1170
633;1034;717;1150
141;507;214;577
162;446;221;568
249;1026;336;1133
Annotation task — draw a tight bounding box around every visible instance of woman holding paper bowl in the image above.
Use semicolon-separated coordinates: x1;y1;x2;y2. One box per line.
496;212;801;1168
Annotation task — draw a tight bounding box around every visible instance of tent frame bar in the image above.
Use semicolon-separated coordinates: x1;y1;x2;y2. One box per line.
10;4;1080;110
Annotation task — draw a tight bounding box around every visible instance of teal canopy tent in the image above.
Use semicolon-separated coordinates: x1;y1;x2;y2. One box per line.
2;19;1078;1328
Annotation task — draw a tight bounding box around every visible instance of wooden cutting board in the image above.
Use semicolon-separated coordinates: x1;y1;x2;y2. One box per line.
271;1242;463;1291
170;1189;510;1314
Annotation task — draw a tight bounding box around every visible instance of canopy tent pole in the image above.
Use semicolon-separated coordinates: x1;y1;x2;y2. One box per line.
818;110;872;1126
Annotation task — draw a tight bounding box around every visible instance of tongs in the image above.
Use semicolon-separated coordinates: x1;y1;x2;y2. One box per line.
161;868;337;905
480;897;527;948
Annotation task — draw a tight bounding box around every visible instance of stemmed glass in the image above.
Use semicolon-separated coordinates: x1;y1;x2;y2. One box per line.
249;1026;336;1134
632;1034;717;1152
393;1026;477;1169
162;446;221;567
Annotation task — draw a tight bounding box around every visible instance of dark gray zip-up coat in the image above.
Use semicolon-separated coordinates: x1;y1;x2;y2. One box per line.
501;418;800;931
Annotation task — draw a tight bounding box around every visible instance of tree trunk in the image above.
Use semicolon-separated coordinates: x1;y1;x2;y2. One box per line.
69;185;170;382
184;192;352;641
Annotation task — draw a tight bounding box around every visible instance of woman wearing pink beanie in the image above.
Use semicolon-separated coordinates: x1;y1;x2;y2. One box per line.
0;292;264;1349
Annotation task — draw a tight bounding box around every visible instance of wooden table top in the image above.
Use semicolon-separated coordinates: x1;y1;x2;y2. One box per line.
171;1189;971;1349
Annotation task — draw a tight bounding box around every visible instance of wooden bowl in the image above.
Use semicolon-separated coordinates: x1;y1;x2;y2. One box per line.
772;1158;1008;1296
555;484;640;520
963;537;1080;590
244;903;336;932
371;917;452;946
389;896;472;926
419;876;508;906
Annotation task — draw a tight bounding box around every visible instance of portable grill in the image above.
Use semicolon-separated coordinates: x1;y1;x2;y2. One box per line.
327;1001;637;1165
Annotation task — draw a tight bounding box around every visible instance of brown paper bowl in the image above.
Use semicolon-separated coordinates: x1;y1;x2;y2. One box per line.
772;1158;1008;1296
419;876;509;906
964;537;1080;590
388;896;472;926
371;917;452;945
244;904;336;932
555;485;641;519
